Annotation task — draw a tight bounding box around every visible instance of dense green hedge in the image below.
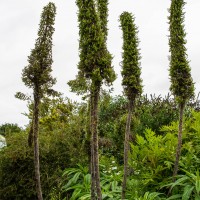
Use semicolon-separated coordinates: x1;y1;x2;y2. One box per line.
0;130;87;200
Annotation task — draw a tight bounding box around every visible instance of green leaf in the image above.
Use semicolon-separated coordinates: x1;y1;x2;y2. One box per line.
163;176;189;189
182;185;194;200
79;193;91;200
195;171;200;194
71;188;81;200
166;194;182;200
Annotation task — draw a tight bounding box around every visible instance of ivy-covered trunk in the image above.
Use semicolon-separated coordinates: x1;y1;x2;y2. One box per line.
33;89;43;200
172;103;185;180
122;100;133;200
91;87;102;200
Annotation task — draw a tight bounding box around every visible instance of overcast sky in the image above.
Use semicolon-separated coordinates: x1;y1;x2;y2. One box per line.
0;0;199;127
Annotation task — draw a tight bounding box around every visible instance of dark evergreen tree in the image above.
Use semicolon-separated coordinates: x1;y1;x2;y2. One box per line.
119;12;142;199
68;0;115;199
168;0;194;180
15;3;56;200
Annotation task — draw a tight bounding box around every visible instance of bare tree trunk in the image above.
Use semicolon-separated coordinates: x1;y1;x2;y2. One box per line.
90;140;96;200
28;120;34;147
172;103;185;180
91;88;102;200
90;95;96;200
33;90;43;200
122;100;134;200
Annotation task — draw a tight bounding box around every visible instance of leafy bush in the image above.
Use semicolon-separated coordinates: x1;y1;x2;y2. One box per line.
0;132;36;199
129;128;177;192
61;165;90;200
98;93;180;164
0;129;87;200
100;156;122;199
61;156;123;200
0;123;23;137
162;169;200;200
129;111;200;197
135;94;178;136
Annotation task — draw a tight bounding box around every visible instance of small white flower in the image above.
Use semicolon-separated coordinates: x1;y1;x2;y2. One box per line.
112;166;117;170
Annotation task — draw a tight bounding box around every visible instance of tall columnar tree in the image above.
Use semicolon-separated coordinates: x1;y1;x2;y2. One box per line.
168;0;194;180
15;3;56;200
119;12;142;200
68;0;115;199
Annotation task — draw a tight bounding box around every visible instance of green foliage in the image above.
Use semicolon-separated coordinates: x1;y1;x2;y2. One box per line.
119;11;142;100
168;0;194;104
96;0;109;41
59;165;166;200
37;97;89;166
135;94;178;136
38;96;75;131
100;156;123;199
126;180;164;199
61;157;123;200
22;95;89;163
162;169;200;200
179;111;200;171
161;111;200;173
61;165;91;200
61;160;166;200
18;2;57;97
134;192;163;200
0;123;22;137
0;112;88;200
98;93;127;137
15;92;31;101
0;133;35;199
98;92;198;151
99;93;199;142
68;0;116;93
129;129;177;191
98;93;180;163
128;111;200;196
2;100;200;199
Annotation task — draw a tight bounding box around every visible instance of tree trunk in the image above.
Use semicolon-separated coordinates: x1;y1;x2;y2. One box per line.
172;103;185;181
91;88;102;200
28;120;34;147
33;90;43;200
90;140;96;200
90;95;96;200
122;99;134;200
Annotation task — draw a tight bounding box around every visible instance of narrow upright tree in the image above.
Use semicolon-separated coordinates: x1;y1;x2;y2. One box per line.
168;0;194;180
16;3;56;200
68;0;115;199
119;12;142;200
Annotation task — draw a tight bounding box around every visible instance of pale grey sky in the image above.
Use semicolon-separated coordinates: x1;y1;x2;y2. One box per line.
0;0;199;127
